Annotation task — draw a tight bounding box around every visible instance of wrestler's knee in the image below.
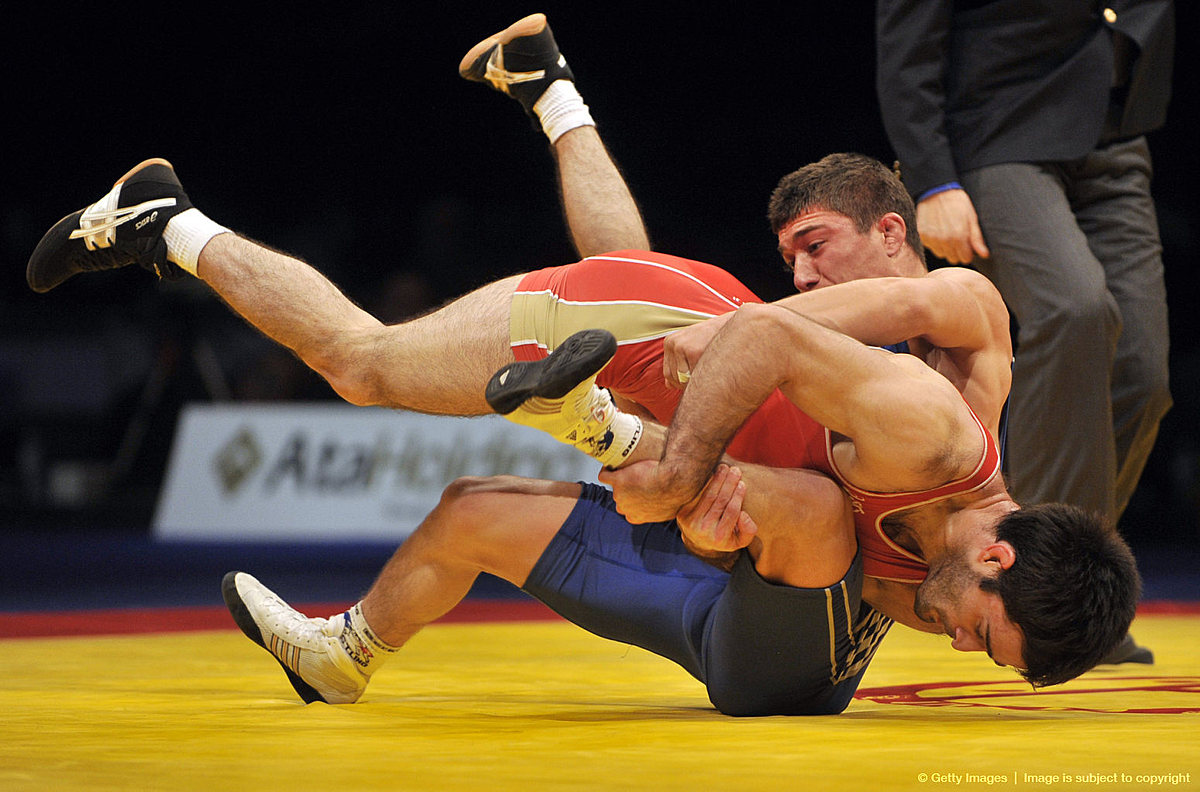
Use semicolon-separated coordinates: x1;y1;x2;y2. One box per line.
432;475;566;527
401;478;509;570
324;370;381;407
706;681;853;717
312;346;387;407
434;476;508;517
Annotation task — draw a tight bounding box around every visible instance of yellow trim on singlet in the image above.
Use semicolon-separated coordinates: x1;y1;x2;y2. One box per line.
825;588;838;679
510;289;717;352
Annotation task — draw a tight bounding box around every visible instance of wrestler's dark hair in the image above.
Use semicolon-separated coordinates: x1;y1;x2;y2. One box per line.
767;152;925;263
981;503;1141;688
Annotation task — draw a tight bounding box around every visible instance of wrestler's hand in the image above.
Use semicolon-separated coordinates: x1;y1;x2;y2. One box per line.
676;464;757;554
598;460;700;523
662;313;731;390
916;188;990;264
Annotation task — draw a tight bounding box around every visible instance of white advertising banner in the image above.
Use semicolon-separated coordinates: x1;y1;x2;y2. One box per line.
153;402;601;542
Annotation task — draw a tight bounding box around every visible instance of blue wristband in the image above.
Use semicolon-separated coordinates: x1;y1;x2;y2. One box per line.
917;182;963;202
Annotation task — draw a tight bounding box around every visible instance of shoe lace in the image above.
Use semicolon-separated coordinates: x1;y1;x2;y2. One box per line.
576;385;616;428
260;593;331;643
550;385;617;457
69;189;177;251
485;55;547;89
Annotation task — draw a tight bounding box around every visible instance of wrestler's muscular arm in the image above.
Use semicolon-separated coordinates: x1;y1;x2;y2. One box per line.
607;302;983;519
662;269;1012;434
664;274;975;376
775;269;1000;344
777;269;1012;436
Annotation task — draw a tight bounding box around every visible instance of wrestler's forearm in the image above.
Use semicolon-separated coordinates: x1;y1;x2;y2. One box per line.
659;306;785;499
773;277;923;347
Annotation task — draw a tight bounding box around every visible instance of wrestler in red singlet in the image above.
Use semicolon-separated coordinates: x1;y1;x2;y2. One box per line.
509;249;1001;583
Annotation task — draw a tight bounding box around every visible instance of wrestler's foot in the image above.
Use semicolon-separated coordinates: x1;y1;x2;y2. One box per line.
1098;633;1154;665
26;158;193;292
486;328;642;467
222;572;368;704
459;12;573;116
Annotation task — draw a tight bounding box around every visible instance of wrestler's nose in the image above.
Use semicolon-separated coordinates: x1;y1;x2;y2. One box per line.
951;627;983;653
792;260;820;292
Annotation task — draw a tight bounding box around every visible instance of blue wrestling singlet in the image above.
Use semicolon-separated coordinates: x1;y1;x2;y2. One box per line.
521;483;890;715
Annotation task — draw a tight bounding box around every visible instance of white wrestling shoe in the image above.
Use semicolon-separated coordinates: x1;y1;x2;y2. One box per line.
221;571;367;704
485;328;642;467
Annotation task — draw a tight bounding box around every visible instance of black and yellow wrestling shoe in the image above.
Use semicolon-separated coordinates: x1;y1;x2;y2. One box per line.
487;328;643;468
458;12;574;117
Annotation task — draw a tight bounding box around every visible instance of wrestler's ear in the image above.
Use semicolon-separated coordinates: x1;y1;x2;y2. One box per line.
979;541;1017;571
877;213;907;256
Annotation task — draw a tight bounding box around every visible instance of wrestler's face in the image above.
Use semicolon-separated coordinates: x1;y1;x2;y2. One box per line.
776;208;911;293
913;545;1026;670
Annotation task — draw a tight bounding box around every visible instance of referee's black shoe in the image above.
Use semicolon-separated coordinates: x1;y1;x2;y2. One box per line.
27;158;192;293
1098;633;1154;665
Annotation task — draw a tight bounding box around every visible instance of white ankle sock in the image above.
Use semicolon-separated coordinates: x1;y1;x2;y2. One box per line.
338;602;399;678
534;80;595;144
163;208;231;276
595;412;643;468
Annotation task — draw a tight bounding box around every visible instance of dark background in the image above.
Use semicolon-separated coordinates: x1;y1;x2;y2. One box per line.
2;4;1197;560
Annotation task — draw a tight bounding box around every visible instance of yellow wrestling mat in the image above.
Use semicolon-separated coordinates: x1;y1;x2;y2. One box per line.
1;613;1196;791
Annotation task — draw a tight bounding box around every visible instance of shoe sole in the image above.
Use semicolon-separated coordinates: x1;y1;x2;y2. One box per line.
485;328;617;415
458;12;548;78
115;156;176;186
221;571;328;704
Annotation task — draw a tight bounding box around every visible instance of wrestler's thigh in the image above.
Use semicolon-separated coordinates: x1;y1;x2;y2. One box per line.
522;483;729;680
435;475;584;586
703;553;866;716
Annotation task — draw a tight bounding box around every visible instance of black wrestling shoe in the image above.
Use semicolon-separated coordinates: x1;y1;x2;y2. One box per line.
1098;633;1154;665
27;158;192;292
458;12;574;116
486;328;617;415
486;328;642;467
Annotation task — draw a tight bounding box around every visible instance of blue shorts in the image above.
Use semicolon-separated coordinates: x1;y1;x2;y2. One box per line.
522;483;889;716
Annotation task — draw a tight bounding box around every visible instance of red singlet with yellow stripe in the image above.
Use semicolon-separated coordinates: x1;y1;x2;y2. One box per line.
511;250;826;469
509;249;997;583
810;407;1003;583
